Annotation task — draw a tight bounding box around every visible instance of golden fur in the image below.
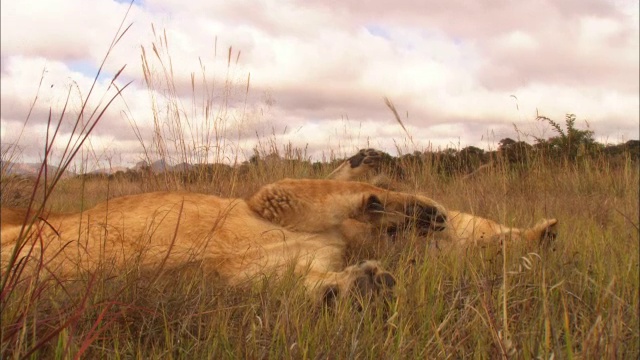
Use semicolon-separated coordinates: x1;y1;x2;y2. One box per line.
1;179;446;302
328;148;558;248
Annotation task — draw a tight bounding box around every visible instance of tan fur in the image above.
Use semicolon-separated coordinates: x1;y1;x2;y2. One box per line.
1;208;60;232
442;211;557;247
330;149;558;248
1;179;445;302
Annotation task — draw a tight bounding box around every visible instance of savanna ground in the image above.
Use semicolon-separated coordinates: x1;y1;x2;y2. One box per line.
1;10;639;358
1;149;638;359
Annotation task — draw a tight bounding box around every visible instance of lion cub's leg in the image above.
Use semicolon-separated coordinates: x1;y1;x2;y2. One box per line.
247;178;384;233
446;211;558;246
247;178;447;235
487;218;558;247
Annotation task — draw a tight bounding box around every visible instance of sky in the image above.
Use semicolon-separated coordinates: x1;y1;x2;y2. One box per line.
1;0;638;169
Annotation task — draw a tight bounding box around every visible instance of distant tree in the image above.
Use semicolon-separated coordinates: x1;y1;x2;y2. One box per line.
498;137;533;165
457;146;486;172
459;146;484;156
498;138;517;149
249;148;261;165
535;113;601;160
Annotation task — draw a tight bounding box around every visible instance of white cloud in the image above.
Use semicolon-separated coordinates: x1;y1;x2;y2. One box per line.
1;0;637;168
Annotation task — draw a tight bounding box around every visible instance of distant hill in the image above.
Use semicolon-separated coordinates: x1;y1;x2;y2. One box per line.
87;166;129;175
133;159;172;173
2;159;174;178
1;161;76;179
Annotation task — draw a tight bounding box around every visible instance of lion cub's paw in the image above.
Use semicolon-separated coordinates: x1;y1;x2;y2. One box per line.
327;148;384;180
406;202;448;234
350;260;396;296
322;260;395;304
383;201;448;238
348;148;383;170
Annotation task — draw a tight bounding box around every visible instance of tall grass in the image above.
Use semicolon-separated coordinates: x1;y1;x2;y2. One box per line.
0;4;134;358
133;25;254;194
8;156;637;359
1;18;639;360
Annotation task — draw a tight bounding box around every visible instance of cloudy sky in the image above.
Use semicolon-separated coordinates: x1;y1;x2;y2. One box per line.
1;0;638;169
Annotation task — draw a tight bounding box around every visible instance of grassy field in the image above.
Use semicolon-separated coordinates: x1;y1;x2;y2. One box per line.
1;11;638;357
1;151;638;359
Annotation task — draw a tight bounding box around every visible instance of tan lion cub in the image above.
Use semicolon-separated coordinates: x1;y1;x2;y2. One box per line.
328;148;558;248
1;179;447;302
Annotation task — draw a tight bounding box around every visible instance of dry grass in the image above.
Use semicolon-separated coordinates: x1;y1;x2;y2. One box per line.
1;9;638;358
2;154;638;359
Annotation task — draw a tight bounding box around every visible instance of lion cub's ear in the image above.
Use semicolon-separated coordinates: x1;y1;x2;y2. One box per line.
365;195;385;213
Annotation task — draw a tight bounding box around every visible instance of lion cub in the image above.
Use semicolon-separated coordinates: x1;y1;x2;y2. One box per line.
1;179;446;303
